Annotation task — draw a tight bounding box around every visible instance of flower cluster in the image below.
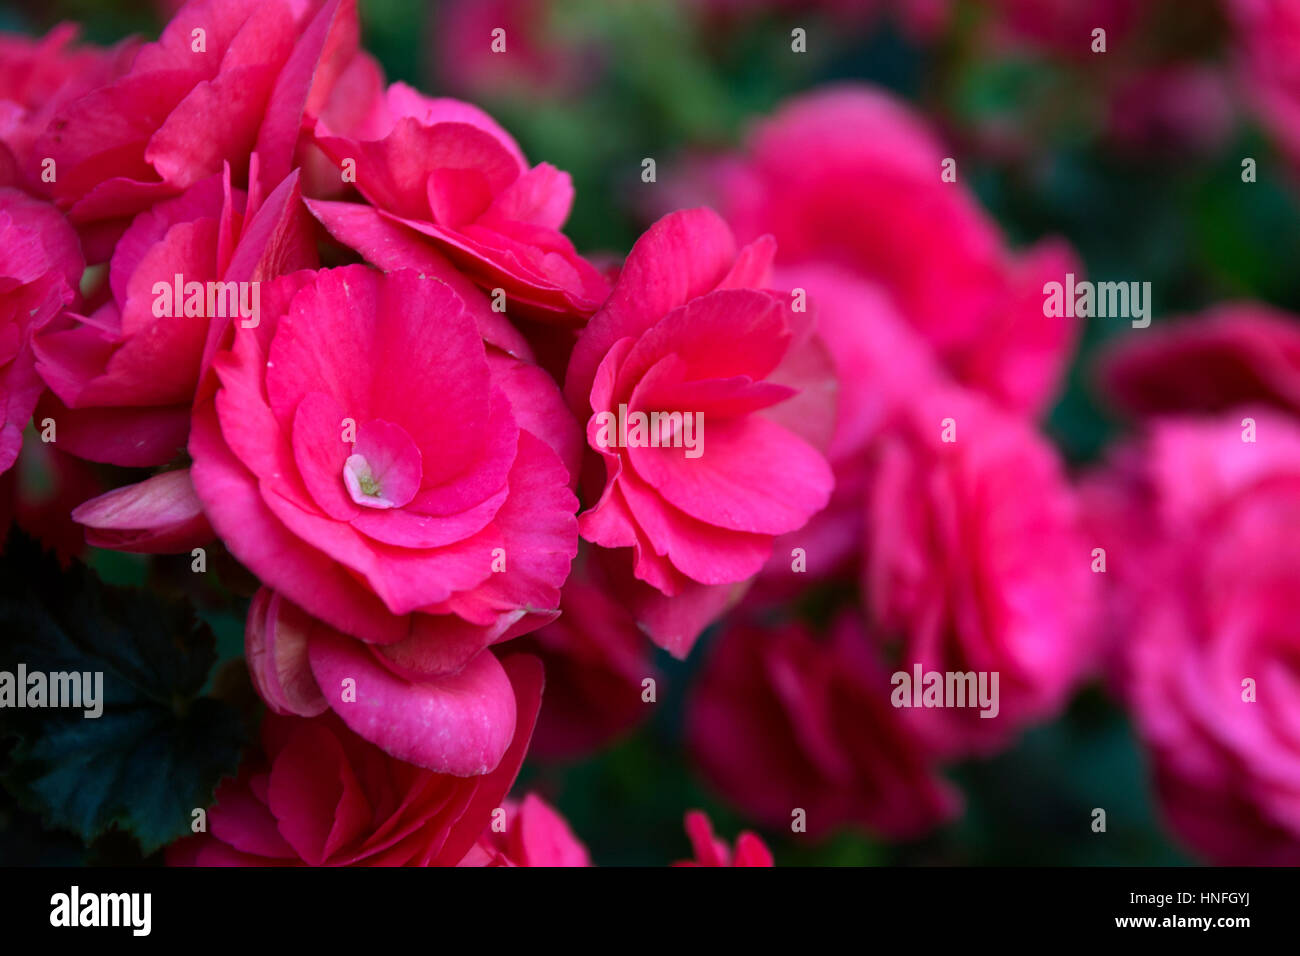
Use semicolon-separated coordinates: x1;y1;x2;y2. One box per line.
2;0;1297;867
0;0;807;864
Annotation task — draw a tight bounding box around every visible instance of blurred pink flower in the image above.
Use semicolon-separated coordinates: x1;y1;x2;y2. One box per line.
1087;412;1300;865
1096;303;1300;419
862;388;1096;758
698;86;1080;417
432;0;592;101
1106;65;1235;157
1231;0;1300;167
687;613;960;840
985;0;1144;57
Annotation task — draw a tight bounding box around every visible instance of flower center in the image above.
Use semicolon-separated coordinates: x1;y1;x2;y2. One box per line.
345;456;384;501
342;419;423;510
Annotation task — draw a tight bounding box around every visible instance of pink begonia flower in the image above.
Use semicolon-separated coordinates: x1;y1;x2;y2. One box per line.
862;388;1096;758
1096;303;1300;420
564;207;835;657
1231;0;1300;168
1085;412;1300;865
673;811;773;867
193;265;579;772
0;25;138;191
35;0;361;259
168;654;543;866
0;188;82;475
459;793;592;867
512;557;658;760
687;613;959;841
34;166;315;468
309;84;609;324
694;86;1080;418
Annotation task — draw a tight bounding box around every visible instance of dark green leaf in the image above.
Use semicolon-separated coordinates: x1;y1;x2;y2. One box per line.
0;530;246;854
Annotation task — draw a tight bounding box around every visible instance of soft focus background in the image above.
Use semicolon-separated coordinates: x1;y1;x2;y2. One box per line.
2;0;1298;866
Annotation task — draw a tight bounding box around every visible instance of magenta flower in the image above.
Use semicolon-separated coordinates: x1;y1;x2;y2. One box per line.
0;24;137;191
35;0;361;256
309;84;609;323
432;0;592;102
984;0;1143;57
1088;412;1300;865
169;654;543;866
565;207;835;655
1096;303;1300;420
695;85;1080;417
687;613;959;841
1231;0;1300;168
191;265;579;771
861;388;1096;758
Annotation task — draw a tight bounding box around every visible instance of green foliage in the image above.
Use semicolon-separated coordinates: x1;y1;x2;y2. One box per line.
0;531;246;856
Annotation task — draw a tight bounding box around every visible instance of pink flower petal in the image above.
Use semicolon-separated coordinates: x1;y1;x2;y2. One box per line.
245;588;329;717
627;415;833;536
303;199;534;359
71;468;213;553
266;719;373;865
565;208;739;411
307;627;518;775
